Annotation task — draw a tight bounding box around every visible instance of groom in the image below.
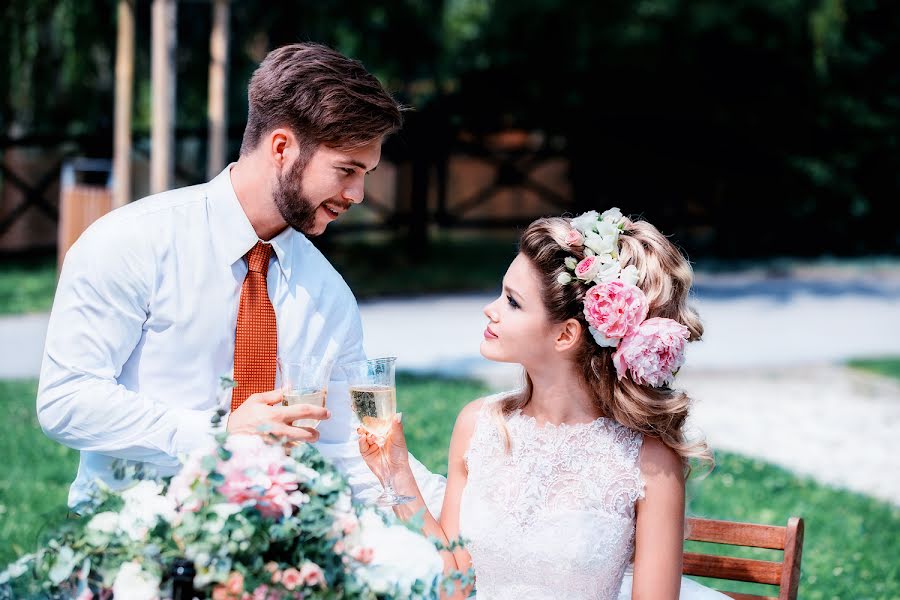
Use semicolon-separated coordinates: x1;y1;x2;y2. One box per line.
37;42;445;514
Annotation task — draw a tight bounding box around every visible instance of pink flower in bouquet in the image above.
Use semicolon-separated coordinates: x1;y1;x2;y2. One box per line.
76;589;93;600
583;281;648;343
564;228;584;248
215;435;304;519
280;568;303;591
299;561;326;587
349;546;375;564
613;317;689;387
226;571;245;595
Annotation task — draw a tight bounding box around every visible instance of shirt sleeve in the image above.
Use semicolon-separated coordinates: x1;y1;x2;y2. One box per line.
36;216;220;468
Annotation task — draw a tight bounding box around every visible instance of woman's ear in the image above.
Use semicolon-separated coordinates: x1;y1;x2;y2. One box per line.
555;318;583;353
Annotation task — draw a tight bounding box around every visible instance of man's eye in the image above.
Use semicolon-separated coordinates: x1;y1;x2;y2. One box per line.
507;295;519;309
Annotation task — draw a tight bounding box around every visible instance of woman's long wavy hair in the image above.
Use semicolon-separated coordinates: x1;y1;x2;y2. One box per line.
488;214;712;475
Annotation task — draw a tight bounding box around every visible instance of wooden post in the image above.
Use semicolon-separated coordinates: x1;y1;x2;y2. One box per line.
151;0;177;194
206;0;230;179
113;0;134;208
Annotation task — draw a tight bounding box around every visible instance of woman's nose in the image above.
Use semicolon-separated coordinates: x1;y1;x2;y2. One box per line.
483;300;498;321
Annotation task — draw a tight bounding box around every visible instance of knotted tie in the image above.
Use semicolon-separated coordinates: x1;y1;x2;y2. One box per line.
231;241;277;411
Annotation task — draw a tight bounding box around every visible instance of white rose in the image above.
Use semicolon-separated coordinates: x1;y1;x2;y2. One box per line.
354;510;443;596
86;511;119;534
583;232;617;257
570;211;599;234
119;480;176;541
564;256;578;270
600;207;623;223
557;272;572;285
619;265;640;286
595;219;620;238
594;260;622;283
112;561;160;600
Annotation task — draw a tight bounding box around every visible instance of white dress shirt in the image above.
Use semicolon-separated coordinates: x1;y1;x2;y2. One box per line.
37;165;446;512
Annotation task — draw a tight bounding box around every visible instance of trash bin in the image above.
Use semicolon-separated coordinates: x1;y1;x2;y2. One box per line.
58;158;113;271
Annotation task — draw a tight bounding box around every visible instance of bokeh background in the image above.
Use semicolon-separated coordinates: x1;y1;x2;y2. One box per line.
1;1;899;598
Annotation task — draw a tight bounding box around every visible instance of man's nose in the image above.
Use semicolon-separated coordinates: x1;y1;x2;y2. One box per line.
342;178;365;204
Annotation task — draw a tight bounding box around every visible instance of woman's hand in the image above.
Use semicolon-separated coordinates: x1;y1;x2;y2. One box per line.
357;413;410;483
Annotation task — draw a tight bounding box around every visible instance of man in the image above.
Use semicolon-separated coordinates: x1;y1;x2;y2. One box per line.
37;42;445;513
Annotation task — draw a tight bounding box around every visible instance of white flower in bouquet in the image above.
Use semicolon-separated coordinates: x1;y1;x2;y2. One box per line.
119;480;176;541
600;207;624;224
112;560;160;600
354;509;443;597
86;511;119;535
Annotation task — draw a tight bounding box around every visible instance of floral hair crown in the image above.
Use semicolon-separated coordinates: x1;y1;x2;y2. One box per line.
559;208;689;388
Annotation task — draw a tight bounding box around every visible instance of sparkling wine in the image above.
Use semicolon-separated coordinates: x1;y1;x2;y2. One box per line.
282;388;326;428
350;385;396;439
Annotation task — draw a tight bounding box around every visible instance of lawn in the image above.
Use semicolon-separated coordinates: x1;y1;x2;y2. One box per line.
3;375;899;599
847;357;900;383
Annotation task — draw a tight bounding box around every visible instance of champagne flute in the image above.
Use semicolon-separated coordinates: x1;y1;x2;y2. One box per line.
277;356;333;428
345;356;415;507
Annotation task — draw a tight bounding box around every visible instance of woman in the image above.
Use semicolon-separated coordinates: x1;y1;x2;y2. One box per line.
358;209;726;599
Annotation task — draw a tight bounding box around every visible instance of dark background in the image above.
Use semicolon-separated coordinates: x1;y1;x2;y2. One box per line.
2;0;898;260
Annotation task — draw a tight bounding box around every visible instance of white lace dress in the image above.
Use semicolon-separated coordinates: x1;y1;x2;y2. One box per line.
459;399;644;600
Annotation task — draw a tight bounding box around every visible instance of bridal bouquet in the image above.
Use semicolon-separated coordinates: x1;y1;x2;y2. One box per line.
0;433;446;599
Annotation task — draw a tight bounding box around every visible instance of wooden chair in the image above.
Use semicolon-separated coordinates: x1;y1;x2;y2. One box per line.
682;516;805;600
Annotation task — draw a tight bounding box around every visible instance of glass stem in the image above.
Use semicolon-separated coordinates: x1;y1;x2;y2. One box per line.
378;440;397;496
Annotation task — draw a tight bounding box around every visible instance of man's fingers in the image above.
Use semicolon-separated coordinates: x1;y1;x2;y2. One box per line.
280;403;330;423
247;389;283;405
269;423;320;443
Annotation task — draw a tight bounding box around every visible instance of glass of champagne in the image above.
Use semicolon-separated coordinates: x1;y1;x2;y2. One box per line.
277;356;333;429
345;356;415;507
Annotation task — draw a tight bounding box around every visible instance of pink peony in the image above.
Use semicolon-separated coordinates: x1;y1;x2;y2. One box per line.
582;281;648;343
299;561;326;587
573;256;601;281
564;228;584;248
613;317;690;387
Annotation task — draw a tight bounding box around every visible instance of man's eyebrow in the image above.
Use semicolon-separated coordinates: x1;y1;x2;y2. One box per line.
343;159;378;173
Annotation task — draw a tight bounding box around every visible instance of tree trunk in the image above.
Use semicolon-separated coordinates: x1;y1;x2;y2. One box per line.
151;0;177;194
113;0;134;207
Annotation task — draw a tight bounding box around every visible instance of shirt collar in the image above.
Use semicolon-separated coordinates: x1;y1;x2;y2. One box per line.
206;163;302;281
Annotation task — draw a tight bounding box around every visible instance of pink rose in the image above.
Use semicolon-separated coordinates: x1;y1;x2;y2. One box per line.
574;256;601;281
281;568;302;591
613;317;689;387
582;281;648;344
226;572;245;595
299;561;326;587
349;545;374;564
564;228;584;248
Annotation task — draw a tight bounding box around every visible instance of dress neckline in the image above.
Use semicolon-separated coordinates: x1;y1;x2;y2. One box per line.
510;408;617;432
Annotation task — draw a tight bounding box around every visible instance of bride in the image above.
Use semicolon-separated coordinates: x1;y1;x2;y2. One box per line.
358;209;728;599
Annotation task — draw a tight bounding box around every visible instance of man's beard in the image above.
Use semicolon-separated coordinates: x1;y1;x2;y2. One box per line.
272;157;319;235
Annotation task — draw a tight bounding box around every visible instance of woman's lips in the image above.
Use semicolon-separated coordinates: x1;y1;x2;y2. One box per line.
483;326;498;340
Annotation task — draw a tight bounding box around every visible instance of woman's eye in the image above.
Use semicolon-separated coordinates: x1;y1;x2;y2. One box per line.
507;295;520;309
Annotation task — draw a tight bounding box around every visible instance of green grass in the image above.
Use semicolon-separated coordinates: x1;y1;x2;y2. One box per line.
3;374;899;599
0;255;57;315
847;357;900;383
0;380;78;563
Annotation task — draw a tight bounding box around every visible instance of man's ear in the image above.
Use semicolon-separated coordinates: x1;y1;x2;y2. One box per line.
555;318;583;353
267;128;296;168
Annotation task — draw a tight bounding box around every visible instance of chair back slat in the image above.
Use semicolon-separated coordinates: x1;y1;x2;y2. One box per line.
683;552;783;585
683;516;804;600
723;593;777;600
687;517;786;550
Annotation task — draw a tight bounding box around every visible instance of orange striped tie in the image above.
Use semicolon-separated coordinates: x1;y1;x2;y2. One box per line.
231;241;277;411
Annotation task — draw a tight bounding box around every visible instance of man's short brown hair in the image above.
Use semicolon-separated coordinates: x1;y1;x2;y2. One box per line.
240;42;403;155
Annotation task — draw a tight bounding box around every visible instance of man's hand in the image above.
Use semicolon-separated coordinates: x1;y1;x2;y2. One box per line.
226;389;329;443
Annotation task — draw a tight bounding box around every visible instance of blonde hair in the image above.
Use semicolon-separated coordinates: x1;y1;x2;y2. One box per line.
488;215;712;475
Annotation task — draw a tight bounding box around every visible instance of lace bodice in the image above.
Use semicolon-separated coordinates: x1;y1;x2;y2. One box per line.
459;396;644;600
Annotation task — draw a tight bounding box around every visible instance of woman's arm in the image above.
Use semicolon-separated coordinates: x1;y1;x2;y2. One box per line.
358;399;482;597
631;436;686;599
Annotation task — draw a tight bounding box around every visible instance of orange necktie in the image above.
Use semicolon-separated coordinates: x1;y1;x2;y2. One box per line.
231;241;277;411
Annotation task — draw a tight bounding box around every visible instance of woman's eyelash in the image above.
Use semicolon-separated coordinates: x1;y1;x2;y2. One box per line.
507;295;520;309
